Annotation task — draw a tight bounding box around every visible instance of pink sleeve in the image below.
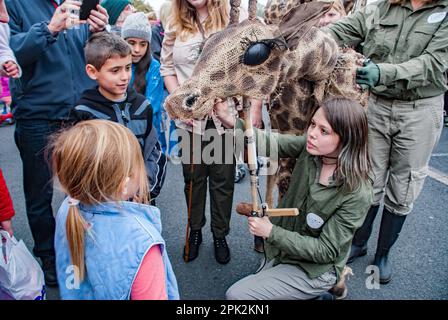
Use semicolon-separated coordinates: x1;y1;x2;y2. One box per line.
130;245;168;300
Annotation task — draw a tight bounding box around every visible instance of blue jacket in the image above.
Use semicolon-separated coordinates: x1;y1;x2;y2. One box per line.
130;57;165;117
55;198;180;300
6;0;96;120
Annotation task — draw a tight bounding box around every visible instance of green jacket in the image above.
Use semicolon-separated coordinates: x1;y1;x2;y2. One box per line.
325;0;448;101
236;121;373;281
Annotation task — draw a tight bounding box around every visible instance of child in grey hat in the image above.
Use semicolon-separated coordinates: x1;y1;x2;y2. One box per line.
121;11;152;43
121;12;174;158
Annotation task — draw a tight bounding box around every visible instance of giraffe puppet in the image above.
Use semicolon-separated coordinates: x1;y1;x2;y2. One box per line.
164;0;368;208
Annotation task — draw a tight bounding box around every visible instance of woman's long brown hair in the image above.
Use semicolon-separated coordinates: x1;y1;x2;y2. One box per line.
170;0;229;41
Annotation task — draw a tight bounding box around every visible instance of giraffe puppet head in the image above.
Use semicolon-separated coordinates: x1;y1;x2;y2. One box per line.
164;0;366;121
164;0;288;121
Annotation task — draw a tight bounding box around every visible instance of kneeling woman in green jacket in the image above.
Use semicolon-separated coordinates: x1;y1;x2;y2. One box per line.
217;97;373;300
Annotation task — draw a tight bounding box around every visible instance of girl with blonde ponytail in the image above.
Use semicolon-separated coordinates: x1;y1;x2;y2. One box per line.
51;120;179;300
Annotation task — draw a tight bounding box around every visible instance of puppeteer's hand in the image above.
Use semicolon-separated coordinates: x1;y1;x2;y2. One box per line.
356;59;380;89
88;4;109;33
213;100;235;129
250;99;263;129
248;216;273;239
2;61;20;78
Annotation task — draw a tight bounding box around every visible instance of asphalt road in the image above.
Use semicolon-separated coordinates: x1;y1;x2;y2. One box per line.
1;123;447;300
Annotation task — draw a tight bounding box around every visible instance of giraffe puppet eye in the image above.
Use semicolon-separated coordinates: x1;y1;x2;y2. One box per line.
243;42;271;66
242;37;287;66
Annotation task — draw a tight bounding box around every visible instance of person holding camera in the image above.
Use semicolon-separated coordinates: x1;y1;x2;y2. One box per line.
6;0;108;287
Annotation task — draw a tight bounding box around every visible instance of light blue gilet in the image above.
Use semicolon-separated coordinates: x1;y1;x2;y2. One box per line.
55;198;179;300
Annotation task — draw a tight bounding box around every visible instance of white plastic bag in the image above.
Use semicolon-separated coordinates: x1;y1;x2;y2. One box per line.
0;230;46;300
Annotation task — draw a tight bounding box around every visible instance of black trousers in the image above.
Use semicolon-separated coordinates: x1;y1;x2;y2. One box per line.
14;119;62;259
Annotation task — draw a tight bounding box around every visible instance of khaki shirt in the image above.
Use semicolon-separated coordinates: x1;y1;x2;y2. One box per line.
325;0;448;101
236;120;374;281
160;7;248;135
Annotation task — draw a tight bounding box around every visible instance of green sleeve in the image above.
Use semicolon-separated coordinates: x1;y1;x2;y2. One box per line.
377;20;448;89
266;192;372;264
235;119;306;159
323;10;368;48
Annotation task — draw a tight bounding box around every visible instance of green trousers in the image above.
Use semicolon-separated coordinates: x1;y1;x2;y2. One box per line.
368;94;444;215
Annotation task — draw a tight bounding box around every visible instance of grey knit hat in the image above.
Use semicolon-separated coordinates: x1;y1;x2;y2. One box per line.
121;12;152;43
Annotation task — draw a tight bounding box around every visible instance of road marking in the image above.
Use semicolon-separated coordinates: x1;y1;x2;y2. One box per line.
428;167;448;186
431;153;448;157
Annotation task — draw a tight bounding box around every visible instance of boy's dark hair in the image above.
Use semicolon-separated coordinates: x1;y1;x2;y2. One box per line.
84;32;132;70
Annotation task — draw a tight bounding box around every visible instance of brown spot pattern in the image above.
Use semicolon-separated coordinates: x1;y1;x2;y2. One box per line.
266;56;281;72
292;117;306;131
210;70;225;82
261;75;276;95
242;76;256;91
202;87;212;96
277;110;291;132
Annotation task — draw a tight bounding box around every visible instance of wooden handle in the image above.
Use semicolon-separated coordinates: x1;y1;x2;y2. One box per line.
243;98;259;213
266;208;299;217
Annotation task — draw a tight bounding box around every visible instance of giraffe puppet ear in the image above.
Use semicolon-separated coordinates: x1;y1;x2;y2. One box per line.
279;1;332;48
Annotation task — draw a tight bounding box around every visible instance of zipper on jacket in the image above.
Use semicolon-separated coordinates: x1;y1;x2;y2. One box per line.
121;109;129;125
112;103;129;127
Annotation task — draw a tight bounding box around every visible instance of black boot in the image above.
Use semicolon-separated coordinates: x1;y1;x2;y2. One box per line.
183;229;202;262
373;208;406;284
41;257;58;287
213;235;230;264
347;205;380;263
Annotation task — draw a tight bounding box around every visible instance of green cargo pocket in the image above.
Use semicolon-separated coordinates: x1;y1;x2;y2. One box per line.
364;22;398;60
409;25;440;58
404;168;428;206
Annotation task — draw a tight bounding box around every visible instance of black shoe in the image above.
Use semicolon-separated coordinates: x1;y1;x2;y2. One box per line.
373;253;392;284
183;229;202;262
213;235;230;264
41;258;58;287
347;205;380;264
373;208;407;284
254;236;264;253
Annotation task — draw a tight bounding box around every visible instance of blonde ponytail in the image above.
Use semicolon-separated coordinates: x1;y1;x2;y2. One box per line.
66;205;88;282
